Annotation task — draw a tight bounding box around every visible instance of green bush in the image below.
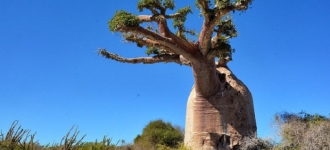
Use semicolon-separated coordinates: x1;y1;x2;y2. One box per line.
134;119;184;149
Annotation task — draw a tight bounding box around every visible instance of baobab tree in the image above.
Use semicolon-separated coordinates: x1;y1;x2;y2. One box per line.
99;0;256;149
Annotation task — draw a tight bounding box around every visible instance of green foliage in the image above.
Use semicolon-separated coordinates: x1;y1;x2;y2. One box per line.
212;15;237;60
108;10;140;32
134;119;184;149
234;0;253;7
162;0;175;10
214;39;234;59
28;136;123;150
194;0;211;10
138;0;175;12
74;136;119;150
194;0;252;10
215;0;231;9
173;6;193;29
173;6;194;39
216;15;237;38
145;47;160;56
145;47;172;56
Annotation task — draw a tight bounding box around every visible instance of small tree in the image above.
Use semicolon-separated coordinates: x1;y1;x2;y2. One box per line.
134;120;184;149
273;112;330;149
99;0;256;149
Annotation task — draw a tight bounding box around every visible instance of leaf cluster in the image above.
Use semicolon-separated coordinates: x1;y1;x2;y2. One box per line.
216;0;252;9
216;16;237;38
108;10;140;32
194;0;210;10
173;6;195;39
194;0;252;13
212;38;234;59
215;0;231;9
145;47;161;56
138;0;175;14
212;15;237;59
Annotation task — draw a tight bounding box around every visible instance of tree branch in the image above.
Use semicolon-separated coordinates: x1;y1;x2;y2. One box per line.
139;12;192;22
137;11;196;54
206;45;232;61
124;34;176;54
150;8;160;15
230;0;252;11
198;20;214;56
138;15;154;22
197;0;211;22
156;15;196;49
137;1;163;15
196;0;212;55
198;9;230;56
216;56;231;68
165;13;182;19
119;26;197;62
212;19;230;42
98;49;191;66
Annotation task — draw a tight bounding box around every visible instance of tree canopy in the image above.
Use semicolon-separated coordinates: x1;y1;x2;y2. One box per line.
99;0;252;66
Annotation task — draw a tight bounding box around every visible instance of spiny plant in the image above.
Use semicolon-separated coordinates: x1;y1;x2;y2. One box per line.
0;120;41;150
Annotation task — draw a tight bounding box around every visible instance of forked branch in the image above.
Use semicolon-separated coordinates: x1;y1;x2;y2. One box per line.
137;12;196;55
119;26;197;62
124;34;174;53
198;0;252;56
196;0;211;22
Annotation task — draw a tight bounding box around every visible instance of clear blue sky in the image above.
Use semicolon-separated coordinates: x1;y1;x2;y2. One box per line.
1;0;329;145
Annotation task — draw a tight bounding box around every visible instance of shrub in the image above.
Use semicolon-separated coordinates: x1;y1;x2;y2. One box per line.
134;119;184;149
273;111;330;149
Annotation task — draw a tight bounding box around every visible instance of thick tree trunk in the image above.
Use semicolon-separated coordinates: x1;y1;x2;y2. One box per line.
184;66;257;150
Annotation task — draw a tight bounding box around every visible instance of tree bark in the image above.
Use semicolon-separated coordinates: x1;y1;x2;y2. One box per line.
191;58;220;98
185;65;257;150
